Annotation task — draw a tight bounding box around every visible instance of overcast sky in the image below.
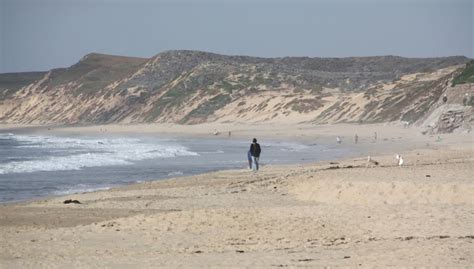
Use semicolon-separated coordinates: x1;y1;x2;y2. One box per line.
0;0;472;73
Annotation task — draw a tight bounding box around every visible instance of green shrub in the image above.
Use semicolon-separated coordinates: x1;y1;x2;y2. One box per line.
452;60;474;86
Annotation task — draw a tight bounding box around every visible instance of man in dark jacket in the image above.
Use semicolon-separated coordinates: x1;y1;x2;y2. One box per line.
249;138;261;171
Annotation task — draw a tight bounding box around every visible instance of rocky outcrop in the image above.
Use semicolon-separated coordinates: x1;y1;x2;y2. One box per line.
418;72;473;134
435;108;472;133
422;105;472;134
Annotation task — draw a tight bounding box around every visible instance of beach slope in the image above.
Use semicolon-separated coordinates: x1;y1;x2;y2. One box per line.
0;144;473;268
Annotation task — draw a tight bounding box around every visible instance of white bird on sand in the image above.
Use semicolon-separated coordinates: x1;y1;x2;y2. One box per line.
395;154;404;167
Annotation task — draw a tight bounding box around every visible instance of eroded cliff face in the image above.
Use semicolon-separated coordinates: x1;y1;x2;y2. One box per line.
0;50;471;130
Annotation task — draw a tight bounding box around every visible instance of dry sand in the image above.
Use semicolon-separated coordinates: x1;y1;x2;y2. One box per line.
0;121;446;143
0;123;473;268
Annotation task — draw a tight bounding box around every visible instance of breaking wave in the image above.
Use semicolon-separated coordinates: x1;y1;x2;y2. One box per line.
0;134;198;174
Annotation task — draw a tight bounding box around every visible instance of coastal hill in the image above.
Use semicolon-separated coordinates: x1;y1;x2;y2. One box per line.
0;51;472;132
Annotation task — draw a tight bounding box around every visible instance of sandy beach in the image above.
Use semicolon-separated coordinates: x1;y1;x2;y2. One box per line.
2;0;472;267
0;123;473;268
0;122;433;142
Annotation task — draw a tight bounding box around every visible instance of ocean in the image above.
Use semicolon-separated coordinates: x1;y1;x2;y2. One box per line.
0;132;351;203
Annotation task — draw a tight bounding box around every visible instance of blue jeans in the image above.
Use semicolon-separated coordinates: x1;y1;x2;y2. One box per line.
252;156;259;171
247;151;253;169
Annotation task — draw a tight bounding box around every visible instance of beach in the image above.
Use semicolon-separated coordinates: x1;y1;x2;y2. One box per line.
2;0;472;267
0;123;473;267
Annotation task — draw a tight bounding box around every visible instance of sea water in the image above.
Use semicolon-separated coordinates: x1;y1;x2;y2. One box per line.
0;132;351;203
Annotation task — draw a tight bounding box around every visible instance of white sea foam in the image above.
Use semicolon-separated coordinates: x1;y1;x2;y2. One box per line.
167;171;184;176
198;150;225;154
0;134;198;174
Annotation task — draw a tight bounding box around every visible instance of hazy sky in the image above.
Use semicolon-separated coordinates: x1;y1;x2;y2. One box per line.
1;0;472;73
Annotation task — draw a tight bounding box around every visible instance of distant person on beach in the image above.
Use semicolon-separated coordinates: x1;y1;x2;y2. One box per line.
374;132;377;141
247;150;253;169
249;138;261;171
354;134;358;144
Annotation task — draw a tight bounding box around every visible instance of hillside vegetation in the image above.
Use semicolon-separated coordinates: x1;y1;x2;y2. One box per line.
0;72;46;100
0;51;471;129
452;60;474;86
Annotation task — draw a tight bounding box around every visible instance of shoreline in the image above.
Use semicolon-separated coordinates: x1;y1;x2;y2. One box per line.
1;135;468;207
2;122;471;151
0;123;473;267
1;122;466;205
0;121;428;140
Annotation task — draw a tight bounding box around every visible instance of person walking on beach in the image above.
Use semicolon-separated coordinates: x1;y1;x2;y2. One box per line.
354;134;358;144
249;138;261;171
